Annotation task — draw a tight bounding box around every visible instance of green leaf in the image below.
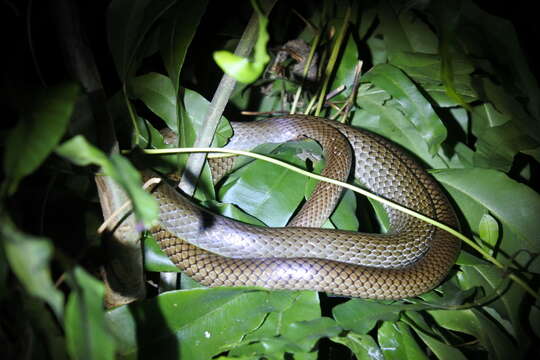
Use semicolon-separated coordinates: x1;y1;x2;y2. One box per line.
130;79;232;197
434;168;540;270
229;291;320;358
456;251;488;266
159;0;208;90
376;2;412;56
377;321;428;360
2;83;79;196
429;308;516;359
457;264;527;346
0;215;64;319
107;0;176;80
135;116;179;173
422;81;477;108
130;73;178;130
65;267;116;360
397;9;438;54
131;76;234;147
184;88;233;148
280;317;341;352
329;189;359;231
471;103;538;171
522;146;540;163
460;1;540;121
105;288;292;359
404;312;467;360
389;51;477;108
213;0;270;83
477;78;540;142
478;213;499;251
362;64;447;155
214;52;264;84
111;154;159;223
219;146;309;227
331;333;384;360
23;297;69;360
354;85;447;168
391;51;475;82
56;136;158;227
429;0;472;110
529;301;540;339
240;316;341;357
332;299;404;334
360;9;388;65
143;232;178;272
130;77;232;173
55;136;109;168
417;281;477;307
330;37;359;102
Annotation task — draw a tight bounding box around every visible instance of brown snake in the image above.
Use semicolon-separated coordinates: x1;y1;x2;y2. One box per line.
149;115;460;299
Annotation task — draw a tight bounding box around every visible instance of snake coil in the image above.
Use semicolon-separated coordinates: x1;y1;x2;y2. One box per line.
149;115;460;299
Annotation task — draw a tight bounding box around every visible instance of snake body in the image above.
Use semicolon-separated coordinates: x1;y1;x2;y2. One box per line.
150;115;460;299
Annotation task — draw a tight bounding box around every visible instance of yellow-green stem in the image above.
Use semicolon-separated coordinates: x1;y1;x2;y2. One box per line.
315;6;351;116
123;83;140;147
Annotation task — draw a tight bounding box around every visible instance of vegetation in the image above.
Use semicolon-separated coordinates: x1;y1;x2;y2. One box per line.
1;0;539;359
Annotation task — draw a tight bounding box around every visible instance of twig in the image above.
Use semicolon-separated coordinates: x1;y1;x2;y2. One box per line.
97;177;162;234
178;0;278;196
315;6;351;115
325;85;346;101
340;60;363;123
290;32;321;114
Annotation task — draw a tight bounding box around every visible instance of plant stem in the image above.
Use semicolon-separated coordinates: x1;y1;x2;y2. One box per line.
178;0;277;196
315;6;351;116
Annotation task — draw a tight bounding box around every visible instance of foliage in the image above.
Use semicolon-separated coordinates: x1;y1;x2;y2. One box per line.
1;0;539;359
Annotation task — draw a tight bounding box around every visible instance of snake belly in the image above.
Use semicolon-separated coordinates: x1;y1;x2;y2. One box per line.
150;115;460;299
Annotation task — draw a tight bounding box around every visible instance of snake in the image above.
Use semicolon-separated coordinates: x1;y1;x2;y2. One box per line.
149;115;460;299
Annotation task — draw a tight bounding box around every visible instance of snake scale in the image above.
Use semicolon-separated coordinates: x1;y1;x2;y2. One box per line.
149;115;460;299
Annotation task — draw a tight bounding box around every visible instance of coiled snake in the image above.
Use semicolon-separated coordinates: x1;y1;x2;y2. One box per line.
149;115;460;299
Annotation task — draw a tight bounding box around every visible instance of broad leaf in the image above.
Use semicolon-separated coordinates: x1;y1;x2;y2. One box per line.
160;0;208;90
65;267;116;360
107;0;176;81
219;145;309;227
362;64;447;155
2;83;79;196
105;288;297;359
56;136;158;227
333;299;405;334
1;215;64;319
434;168;540;270
354;85;448;168
377;321;428;360
429;308;516;359
331;333;384;360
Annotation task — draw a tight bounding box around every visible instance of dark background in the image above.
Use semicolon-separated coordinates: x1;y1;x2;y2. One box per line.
2;0;539;94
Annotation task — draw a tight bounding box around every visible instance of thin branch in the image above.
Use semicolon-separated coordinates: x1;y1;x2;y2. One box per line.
315;6;351;115
178;0;278;196
53;0;146;306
